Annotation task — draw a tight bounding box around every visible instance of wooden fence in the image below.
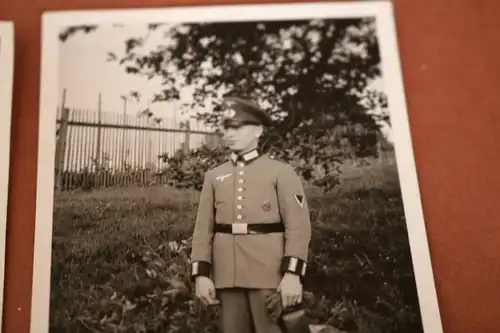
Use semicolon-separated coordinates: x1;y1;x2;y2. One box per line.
54;91;221;191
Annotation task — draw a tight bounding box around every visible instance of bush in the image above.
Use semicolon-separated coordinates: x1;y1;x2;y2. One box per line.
49;160;423;333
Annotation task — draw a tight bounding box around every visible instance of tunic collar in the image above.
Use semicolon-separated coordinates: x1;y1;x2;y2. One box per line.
230;149;260;164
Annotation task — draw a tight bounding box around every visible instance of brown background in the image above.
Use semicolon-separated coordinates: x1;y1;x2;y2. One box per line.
1;0;499;332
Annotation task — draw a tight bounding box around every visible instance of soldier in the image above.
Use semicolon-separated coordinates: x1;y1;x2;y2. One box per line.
190;96;312;333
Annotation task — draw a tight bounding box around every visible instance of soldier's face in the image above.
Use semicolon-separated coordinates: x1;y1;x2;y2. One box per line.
222;124;262;152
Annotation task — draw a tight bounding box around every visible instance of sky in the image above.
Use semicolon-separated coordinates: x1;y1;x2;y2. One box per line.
58;22;392;141
58;24;186;120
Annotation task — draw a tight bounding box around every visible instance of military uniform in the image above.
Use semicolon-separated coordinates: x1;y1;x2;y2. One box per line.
190;96;312;333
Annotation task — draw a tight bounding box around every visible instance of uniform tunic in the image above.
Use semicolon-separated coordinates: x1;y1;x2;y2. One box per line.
190;149;312;289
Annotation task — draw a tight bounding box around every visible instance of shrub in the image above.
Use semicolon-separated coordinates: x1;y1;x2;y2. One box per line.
49;160;423;333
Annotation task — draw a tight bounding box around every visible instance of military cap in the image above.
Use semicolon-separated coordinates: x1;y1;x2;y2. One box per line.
221;96;273;127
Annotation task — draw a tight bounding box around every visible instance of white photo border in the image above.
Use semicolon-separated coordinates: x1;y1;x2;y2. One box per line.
33;2;443;333
0;20;14;331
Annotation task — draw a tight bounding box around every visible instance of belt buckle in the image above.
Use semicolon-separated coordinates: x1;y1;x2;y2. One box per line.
232;223;248;235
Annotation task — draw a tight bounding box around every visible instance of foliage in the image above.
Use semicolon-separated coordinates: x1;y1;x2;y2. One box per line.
159;144;230;191
59;17;390;192
50;160;424;333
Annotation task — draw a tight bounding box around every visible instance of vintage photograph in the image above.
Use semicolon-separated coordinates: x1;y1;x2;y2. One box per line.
0;20;14;328
32;2;443;333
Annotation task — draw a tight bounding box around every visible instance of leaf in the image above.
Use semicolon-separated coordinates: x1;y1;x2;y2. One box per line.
148;23;163;30
125;67;140;74
106;52;117;62
125;38;143;53
309;325;347;333
145;268;157;279
166;278;187;290
123;299;137;312
59;25;98;42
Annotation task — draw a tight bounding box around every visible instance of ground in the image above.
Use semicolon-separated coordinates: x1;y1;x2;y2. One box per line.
49;158;424;333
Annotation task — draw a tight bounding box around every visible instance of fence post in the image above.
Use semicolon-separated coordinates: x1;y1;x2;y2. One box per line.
54;89;69;190
121;96;127;169
376;130;385;165
95;93;102;169
183;120;191;154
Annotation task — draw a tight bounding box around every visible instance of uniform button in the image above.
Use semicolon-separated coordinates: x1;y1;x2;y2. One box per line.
237;196;243;200
239;171;244;175
238;188;243;192
238;162;245;168
237;205;242;209
237;215;243;219
238;179;244;184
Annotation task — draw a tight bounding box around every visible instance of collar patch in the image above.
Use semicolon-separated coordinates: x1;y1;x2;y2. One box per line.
230;149;259;164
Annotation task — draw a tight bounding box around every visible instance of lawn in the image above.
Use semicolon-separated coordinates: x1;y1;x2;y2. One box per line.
49;158;424;333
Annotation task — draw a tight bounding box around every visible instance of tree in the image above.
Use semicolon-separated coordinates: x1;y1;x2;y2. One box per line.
60;17;390;192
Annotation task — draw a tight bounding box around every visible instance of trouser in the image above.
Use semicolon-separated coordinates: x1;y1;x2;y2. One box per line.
218;288;284;333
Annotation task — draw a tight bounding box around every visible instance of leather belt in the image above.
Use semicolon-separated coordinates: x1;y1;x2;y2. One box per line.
214;222;285;235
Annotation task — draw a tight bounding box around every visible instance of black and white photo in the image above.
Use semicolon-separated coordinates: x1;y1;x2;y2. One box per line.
32;2;443;333
0;20;14;329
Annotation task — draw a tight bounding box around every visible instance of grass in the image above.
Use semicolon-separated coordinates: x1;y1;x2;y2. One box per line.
49;158;424;333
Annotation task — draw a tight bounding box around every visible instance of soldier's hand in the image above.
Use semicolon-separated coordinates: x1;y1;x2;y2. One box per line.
277;273;302;308
195;276;220;306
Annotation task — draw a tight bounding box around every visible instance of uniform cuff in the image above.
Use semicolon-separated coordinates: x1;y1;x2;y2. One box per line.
190;261;211;279
280;256;307;278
